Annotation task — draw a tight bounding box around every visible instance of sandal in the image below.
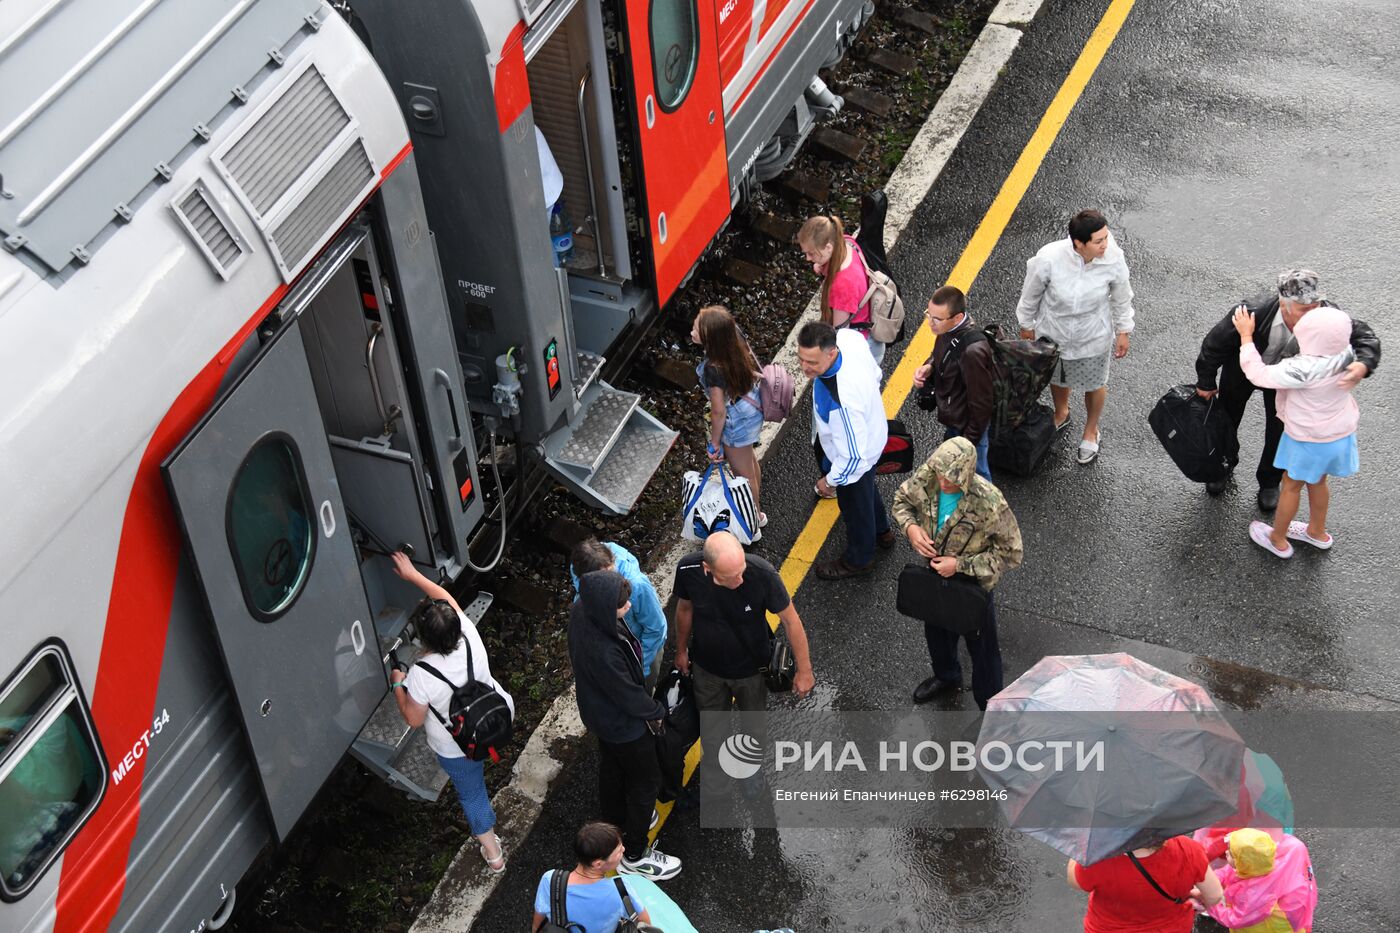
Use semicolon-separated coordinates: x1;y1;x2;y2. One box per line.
481;833;506;874
1285;520;1333;550
1054;413;1072;434
1076;434;1100;465
1249;520;1293;559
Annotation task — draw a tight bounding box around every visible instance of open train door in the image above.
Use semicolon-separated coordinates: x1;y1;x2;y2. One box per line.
620;0;731;306
163;323;384;841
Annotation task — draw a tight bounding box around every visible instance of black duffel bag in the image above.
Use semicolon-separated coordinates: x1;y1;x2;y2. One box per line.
1148;384;1239;483
896;563;991;635
652;668;699;803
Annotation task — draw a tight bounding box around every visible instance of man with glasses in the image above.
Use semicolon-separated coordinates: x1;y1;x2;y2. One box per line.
913;285;996;480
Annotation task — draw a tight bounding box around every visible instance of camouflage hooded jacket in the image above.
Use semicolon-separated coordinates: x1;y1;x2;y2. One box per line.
892;437;1023;590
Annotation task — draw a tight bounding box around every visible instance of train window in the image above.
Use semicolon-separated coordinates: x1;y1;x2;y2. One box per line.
0;644;106;901
649;0;699;112
226;436;316;621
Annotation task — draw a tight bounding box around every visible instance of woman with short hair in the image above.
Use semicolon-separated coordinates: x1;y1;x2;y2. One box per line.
531;822;654;931
1015;209;1136;464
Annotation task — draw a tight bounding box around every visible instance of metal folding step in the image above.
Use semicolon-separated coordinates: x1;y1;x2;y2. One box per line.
350;590;494;802
541;380;678;514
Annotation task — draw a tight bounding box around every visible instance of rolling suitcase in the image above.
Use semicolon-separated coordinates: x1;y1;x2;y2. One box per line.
1148;384;1239;483
988;402;1056;476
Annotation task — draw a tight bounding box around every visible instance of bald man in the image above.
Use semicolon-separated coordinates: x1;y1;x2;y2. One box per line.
673;532;815;712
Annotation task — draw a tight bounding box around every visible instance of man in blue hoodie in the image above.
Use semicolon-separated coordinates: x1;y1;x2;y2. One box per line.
570;538;668;691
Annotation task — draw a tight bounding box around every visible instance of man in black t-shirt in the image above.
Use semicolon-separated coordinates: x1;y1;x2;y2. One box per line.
673;532;815;712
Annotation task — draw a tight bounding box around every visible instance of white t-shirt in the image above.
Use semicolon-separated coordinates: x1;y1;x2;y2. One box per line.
404;610;514;759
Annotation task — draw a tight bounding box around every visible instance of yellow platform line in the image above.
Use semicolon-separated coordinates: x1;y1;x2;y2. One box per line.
653;0;1137;845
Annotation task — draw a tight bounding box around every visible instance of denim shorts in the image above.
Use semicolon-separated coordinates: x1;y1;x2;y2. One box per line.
722;397;763;447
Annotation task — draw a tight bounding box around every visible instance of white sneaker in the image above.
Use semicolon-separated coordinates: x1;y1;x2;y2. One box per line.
619;846;681;881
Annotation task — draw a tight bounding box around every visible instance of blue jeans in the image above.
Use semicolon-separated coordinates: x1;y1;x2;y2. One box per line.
944;426;992;481
437;753;496;836
924;597;1003;710
833;468;891;567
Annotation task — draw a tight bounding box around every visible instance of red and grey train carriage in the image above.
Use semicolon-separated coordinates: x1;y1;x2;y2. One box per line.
0;0;869;930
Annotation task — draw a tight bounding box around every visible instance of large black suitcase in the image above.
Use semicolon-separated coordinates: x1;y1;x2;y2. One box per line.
988;402;1057;476
1148;384;1239;483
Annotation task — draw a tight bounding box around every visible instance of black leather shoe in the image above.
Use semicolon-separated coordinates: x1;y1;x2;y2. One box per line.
1205;479;1228;496
913;676;961;704
814;557;874;580
877;530;898;550
1257;485;1280;512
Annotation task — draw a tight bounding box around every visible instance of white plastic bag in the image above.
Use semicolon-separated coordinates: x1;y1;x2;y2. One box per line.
680;463;759;544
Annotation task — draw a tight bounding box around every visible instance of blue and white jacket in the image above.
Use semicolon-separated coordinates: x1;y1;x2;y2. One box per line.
814;328;888;487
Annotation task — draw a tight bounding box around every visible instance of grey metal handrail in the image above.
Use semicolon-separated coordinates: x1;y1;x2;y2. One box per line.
365;322;401;433
577;65;607;277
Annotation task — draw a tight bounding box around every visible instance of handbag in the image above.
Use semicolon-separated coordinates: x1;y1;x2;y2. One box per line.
1126;852;1187;904
680;462;759;544
894;519;991;635
764;626;796;692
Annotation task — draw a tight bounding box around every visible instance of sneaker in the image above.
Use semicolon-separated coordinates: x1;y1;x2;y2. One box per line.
758;512;769;529
619;846;682;881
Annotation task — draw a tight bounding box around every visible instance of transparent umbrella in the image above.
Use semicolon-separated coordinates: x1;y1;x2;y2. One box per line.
976;652;1245;865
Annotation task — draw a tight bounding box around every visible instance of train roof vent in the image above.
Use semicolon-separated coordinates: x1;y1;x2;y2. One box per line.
217;66;352;221
268;138;375;278
171;181;248;280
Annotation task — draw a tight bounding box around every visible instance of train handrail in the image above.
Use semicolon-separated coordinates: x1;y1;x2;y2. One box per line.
577;64;606;277
365;322;402;433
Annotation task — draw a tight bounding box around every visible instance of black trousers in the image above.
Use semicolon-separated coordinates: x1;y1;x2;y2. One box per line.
1219;364;1285;489
597;733;661;859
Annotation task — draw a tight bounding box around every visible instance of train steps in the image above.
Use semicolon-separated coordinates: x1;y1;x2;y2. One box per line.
542;379;677;514
350;591;494;801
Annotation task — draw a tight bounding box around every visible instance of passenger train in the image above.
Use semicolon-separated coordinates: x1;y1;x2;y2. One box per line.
0;0;871;929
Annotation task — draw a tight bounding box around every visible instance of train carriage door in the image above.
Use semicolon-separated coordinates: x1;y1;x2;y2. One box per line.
163;323;383;842
621;0;730;306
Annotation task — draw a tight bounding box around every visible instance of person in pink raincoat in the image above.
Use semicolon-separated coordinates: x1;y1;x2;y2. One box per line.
1206;829;1318;933
1233;301;1360;558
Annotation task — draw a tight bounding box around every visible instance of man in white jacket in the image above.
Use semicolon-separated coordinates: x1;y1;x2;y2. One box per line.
1015;209;1135;465
798;322;896;579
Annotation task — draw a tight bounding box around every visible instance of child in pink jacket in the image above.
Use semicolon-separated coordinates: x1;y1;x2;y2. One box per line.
1234;305;1359;558
1206;829;1317;932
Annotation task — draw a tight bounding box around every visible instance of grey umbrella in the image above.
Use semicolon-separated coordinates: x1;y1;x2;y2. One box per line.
975;652;1244;865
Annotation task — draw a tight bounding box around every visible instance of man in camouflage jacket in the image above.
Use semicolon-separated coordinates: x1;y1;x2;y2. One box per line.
893;437;1023;709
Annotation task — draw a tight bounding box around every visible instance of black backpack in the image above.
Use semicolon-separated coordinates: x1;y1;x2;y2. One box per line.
917;324;1060;430
416;644;513;762
537;869;581;933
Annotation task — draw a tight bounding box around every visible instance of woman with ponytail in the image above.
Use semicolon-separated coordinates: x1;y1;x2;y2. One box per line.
690;304;766;525
798;214;885;365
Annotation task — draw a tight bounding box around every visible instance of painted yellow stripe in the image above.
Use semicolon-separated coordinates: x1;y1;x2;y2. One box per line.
653;0;1137;842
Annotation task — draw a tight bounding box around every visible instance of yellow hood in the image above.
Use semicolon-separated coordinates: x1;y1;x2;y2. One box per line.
1228;829;1277;878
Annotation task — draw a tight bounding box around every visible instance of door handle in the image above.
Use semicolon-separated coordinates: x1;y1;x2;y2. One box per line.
366;322;402;435
350;619;366;656
433;368;464;452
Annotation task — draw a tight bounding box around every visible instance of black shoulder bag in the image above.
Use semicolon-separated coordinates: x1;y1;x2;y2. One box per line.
612;877;663;933
1126;851;1187;904
895;518;991;636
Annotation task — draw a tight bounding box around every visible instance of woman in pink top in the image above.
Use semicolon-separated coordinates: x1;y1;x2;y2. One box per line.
1234;304;1359;558
798;215;885;365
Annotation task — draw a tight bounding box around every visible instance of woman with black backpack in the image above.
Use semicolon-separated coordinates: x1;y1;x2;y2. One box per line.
531;822;654;932
390;551;514;873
